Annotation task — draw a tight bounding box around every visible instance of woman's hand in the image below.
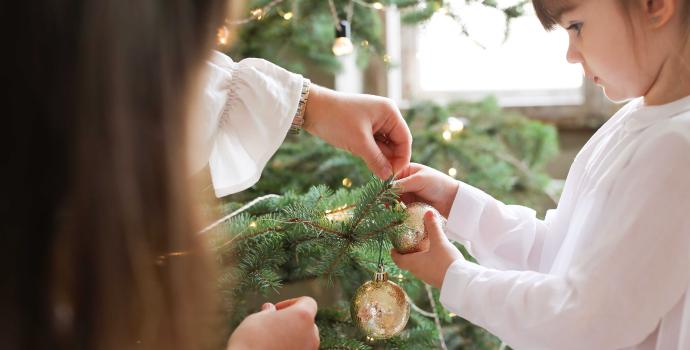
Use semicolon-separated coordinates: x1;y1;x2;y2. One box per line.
393;163;460;218
304;85;412;179
226;297;320;350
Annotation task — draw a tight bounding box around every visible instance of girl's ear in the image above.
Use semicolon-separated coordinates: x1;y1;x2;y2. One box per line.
646;0;677;28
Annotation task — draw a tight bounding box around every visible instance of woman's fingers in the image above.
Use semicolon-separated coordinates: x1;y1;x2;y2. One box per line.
260;302;276;312
275;296;318;319
274;298;299;310
357;132;394;179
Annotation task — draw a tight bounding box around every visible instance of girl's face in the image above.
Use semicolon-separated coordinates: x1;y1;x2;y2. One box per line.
560;0;660;102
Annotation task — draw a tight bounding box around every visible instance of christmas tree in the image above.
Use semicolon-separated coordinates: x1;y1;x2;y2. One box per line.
207;97;559;349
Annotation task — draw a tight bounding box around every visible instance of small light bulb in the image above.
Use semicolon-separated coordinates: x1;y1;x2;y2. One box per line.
216;26;229;46
249;221;257;228
342;177;353;188
442;130;452;141
372;2;384;10
447;117;465;133
448;168;457;177
449;312;456;317
283;11;293;20
250;8;264;20
382;54;391;63
360;40;369;48
332;37;354;56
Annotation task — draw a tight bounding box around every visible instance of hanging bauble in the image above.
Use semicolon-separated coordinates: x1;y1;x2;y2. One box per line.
351;267;410;339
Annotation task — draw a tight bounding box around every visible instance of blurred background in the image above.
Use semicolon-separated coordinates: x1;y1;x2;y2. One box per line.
220;0;622;184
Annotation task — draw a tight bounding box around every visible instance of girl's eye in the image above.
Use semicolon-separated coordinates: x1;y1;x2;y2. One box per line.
566;22;583;35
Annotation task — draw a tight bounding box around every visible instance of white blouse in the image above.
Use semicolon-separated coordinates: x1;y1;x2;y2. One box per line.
189;51;304;197
441;95;690;350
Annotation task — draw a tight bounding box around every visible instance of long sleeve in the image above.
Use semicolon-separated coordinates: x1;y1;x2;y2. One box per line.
444;101;643;273
446;182;555;271
439;126;690;350
189;51;304;197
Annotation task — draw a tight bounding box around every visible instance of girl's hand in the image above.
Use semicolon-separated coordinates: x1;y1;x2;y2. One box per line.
391;211;464;288
303;85;412;179
393;163;460;217
226;296;319;350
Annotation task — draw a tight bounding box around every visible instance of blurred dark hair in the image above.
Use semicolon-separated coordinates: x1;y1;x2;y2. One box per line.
2;0;226;349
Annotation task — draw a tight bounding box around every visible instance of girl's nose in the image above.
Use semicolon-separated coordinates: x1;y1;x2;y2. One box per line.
566;39;583;64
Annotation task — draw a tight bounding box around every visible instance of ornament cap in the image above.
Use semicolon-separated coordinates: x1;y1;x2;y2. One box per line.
374;271;388;282
374;265;388;282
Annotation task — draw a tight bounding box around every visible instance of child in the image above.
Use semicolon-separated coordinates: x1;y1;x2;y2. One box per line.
391;0;690;349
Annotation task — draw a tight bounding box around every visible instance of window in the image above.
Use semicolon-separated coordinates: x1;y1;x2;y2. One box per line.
409;2;583;106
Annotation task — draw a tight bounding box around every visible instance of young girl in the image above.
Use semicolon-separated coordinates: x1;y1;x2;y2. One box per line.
391;0;690;349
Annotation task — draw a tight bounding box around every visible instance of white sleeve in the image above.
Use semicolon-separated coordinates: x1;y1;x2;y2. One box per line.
190;51;304;197
446;182;554;271
439;129;690;350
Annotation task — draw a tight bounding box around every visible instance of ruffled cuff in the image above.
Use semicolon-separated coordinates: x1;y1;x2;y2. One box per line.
195;51;304;197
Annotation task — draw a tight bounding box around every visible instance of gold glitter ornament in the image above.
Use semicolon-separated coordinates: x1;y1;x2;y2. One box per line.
351;267;410;339
390;202;446;254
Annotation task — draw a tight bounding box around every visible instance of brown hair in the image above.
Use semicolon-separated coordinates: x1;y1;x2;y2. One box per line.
2;1;226;349
532;0;690;31
532;0;577;30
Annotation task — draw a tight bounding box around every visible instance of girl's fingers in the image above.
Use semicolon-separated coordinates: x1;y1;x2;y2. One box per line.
390;248;427;270
423;210;447;246
397;193;418;205
392;172;425;195
390;249;407;269
393;163;424;180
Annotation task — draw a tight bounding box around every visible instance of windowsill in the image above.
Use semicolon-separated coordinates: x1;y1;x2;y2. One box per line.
409;88;584;108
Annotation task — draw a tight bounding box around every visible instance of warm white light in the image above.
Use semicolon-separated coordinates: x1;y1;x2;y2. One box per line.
250;8;264;20
283;11;293;20
373;2;384;10
216;26;229;45
332;37;354;56
442;130;452;141
448;168;457;177
447;117;465;132
342;177;353;188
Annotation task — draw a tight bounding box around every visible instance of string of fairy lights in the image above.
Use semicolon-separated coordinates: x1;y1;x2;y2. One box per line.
216;1;447;58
